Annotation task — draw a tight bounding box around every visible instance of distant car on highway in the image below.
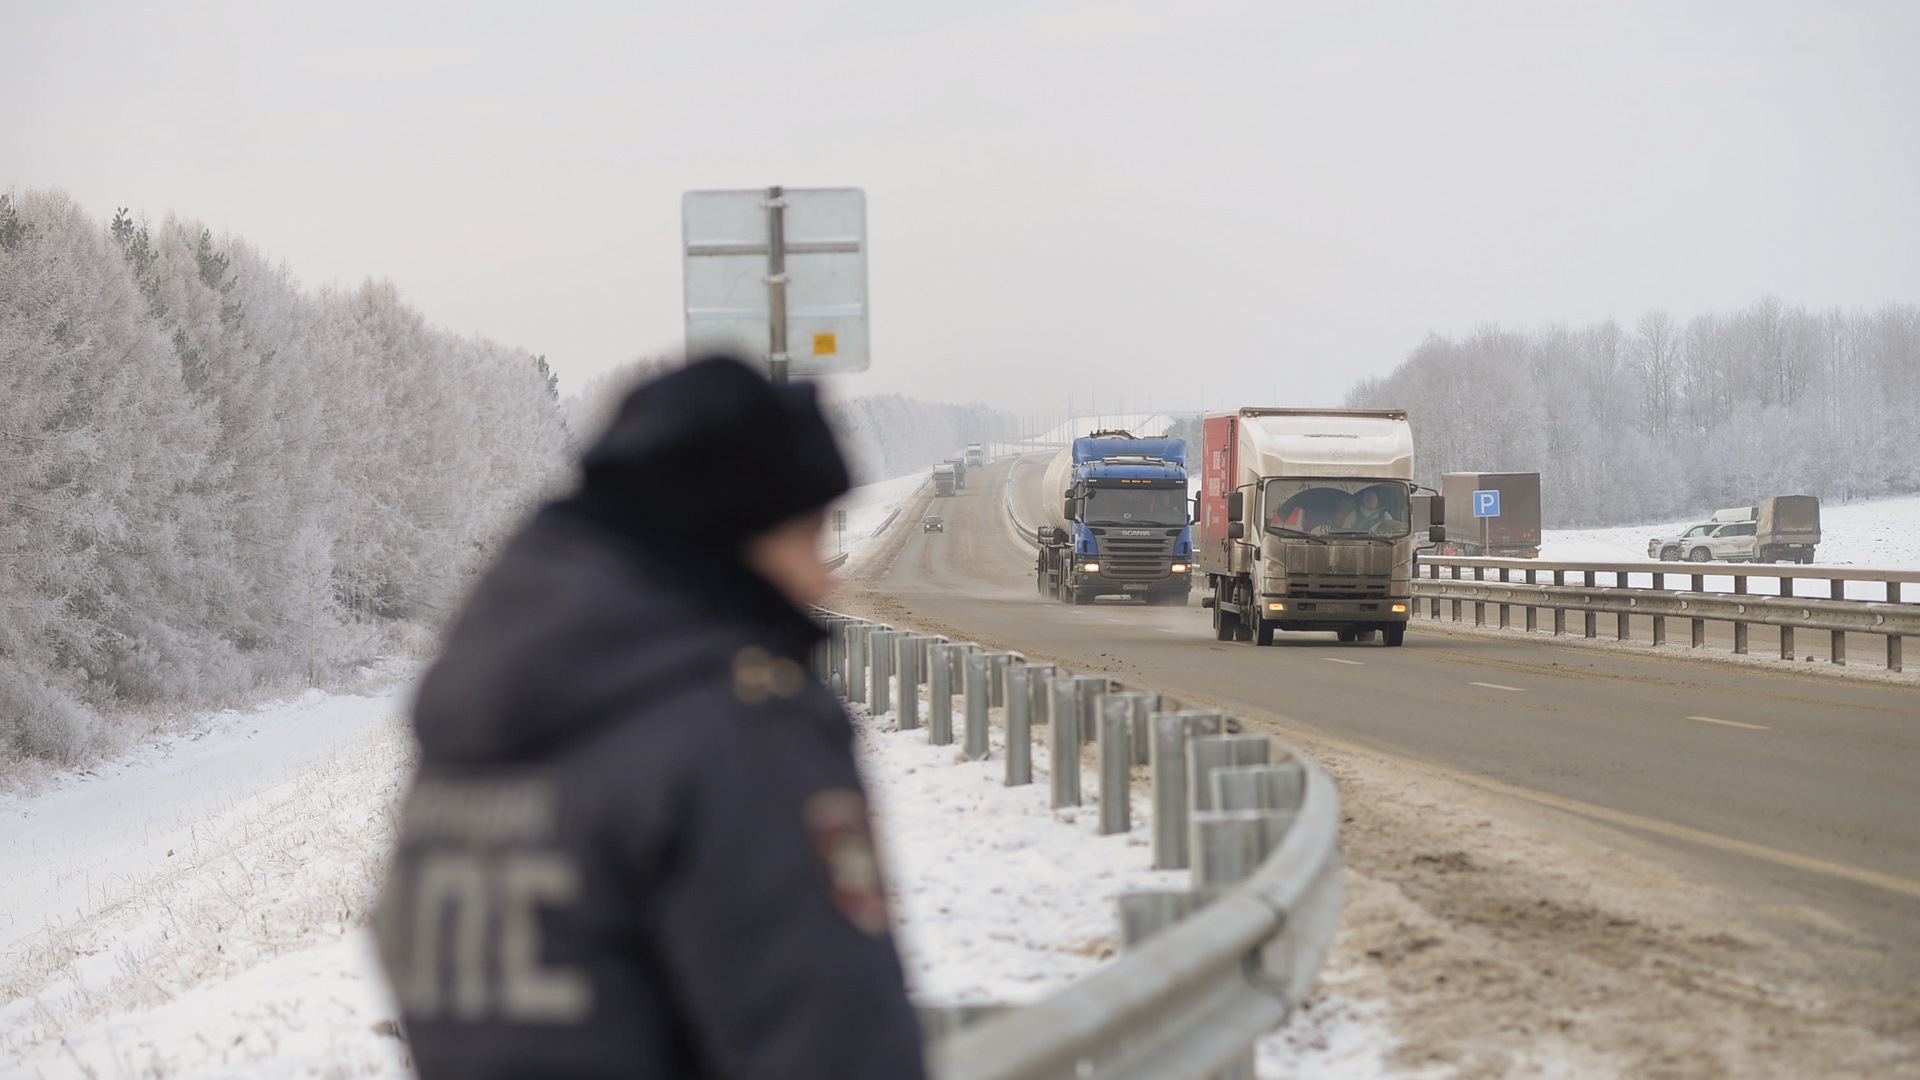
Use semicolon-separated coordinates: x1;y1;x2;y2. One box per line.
923;515;945;533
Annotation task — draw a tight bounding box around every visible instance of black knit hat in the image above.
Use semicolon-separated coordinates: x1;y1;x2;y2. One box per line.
580;356;850;542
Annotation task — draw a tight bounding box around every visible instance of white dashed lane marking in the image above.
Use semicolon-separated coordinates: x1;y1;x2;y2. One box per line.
1470;682;1525;692
1687;715;1771;731
1324;658;1366;666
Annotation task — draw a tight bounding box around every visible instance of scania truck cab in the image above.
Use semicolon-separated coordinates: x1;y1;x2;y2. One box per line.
1197;408;1427;646
1036;432;1194;606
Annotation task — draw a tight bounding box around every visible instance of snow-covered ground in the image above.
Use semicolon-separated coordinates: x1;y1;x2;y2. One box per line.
831;470;931;573
1542;493;1920;569
0;646;1404;1078
1534;493;1920;602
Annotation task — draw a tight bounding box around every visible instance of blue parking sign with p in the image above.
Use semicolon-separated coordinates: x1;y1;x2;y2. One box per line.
1472;490;1500;517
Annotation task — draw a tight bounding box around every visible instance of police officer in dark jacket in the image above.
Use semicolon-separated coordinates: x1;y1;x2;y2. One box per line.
376;357;926;1079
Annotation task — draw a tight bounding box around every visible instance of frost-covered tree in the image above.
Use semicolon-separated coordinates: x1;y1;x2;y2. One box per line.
0;189;569;768
1347;296;1920;527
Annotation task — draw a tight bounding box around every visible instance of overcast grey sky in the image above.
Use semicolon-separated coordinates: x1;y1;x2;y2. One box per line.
5;1;1916;413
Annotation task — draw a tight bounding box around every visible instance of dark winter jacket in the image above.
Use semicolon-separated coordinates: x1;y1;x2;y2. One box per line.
376;494;925;1079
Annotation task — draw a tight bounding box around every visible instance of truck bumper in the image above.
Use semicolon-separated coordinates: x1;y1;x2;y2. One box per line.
1255;597;1411;628
1072;568;1191;597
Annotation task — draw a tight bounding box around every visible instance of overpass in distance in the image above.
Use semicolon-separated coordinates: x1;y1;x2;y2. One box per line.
842;455;1920;1010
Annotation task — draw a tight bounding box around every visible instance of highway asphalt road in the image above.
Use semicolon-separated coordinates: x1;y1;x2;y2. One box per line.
854;457;1920;990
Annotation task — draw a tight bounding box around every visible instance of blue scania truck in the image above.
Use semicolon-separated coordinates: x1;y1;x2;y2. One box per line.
1035;431;1193;606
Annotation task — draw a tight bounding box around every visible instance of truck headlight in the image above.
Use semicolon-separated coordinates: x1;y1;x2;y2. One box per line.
1171;563;1189;573
1082;562;1100;572
1391;604;1408;613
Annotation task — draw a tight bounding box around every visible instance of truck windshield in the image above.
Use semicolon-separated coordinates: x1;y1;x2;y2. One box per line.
1263;479;1410;539
1082;486;1188;526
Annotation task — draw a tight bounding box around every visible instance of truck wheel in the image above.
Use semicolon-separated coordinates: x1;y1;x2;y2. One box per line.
1254;615;1275;646
1212;600;1238;641
1688;547;1712;563
1383;624;1406;647
1071;587;1093;606
1660;546;1680;561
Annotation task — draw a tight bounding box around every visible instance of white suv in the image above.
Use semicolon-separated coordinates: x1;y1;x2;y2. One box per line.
1650;521;1756;563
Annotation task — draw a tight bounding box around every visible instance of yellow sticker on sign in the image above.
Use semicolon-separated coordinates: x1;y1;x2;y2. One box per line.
813;332;837;356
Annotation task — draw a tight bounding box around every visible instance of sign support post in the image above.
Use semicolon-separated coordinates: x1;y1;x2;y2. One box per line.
765;186;788;385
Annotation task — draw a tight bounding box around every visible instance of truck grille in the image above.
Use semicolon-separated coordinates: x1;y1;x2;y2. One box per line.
1090;528;1179;579
1287;573;1390;599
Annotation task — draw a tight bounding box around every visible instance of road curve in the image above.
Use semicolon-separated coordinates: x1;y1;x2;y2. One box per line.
856;456;1920;988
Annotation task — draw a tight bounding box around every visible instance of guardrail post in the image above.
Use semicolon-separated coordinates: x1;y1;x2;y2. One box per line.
1188;734;1271;813
871;629;900;715
1128;692;1158;765
827;619;848;693
1498;567;1510;629
896;635;924;729
1473;566;1485;626
1583;571;1598;638
1651;572;1666;646
988;653;1015;707
1191;808;1289;890
1150;711;1224;870
1829;578;1846;665
1025;663;1057;725
964;652;992;760
1076;675;1109;746
1211;762;1305;812
846;623;870;703
928;643;955;745
1691;572;1706;647
1005;664;1033;785
1525;568;1538;631
1116;890;1198;948
1098;703;1131;834
1890;582;1904;672
1050;679;1082;807
915;634;938;682
1450;563;1462;622
1553;570;1567;635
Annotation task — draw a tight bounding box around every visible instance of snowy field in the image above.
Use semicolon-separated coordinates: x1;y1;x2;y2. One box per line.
1541;493;1920;569
1531;493;1920;602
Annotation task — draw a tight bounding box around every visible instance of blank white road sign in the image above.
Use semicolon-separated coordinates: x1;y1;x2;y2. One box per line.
682;187;868;377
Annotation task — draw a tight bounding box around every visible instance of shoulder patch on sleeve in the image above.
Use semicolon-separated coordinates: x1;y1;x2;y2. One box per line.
733;646;809;705
802;788;890;936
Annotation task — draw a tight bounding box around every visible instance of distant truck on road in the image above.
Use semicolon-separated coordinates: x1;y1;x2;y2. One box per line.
1439;472;1541;558
965;443;985;467
1036;432;1194;605
932;463;957;496
1197;409;1437;647
1649;495;1820;564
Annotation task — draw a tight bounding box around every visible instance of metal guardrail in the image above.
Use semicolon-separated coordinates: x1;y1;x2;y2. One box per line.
813;611;1343;1080
1416;556;1917;671
1005;456;1043;551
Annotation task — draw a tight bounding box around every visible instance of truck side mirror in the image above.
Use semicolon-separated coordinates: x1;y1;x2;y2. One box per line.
1428;525;1446;544
1062;498;1075;521
1226;490;1244;520
1426;494;1445;526
1228;521;1245;540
